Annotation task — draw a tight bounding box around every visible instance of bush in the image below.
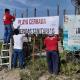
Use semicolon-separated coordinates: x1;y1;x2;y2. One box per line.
20;57;48;80
20;52;80;80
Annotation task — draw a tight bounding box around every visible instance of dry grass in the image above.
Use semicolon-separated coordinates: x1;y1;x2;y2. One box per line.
20;55;80;80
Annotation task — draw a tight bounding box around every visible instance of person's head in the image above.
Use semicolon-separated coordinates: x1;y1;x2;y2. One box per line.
48;32;55;37
5;8;10;13
13;29;19;35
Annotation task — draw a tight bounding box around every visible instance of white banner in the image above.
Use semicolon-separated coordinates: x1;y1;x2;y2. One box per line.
13;16;59;34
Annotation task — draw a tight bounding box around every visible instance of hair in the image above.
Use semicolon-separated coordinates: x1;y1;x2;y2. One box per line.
5;8;10;13
13;29;19;35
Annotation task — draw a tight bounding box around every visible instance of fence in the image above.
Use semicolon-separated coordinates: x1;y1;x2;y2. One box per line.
1;5;78;62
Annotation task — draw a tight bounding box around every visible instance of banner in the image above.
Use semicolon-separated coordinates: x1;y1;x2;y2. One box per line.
13;16;59;34
63;15;80;51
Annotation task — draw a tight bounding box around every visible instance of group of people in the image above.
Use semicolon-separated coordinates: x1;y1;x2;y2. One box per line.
3;8;25;69
3;8;60;74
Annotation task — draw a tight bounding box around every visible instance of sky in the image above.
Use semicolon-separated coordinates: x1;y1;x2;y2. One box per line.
0;0;75;39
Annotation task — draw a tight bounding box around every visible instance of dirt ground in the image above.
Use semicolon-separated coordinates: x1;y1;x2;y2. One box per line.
0;68;80;80
0;68;21;80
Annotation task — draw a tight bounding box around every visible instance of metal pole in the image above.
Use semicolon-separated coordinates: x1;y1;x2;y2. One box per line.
21;12;24;18
63;9;66;22
47;8;50;16
13;9;16;16
26;8;28;17
75;7;77;15
34;8;37;17
57;4;59;15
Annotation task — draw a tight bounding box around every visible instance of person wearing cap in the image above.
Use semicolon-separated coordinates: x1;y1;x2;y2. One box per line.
44;33;60;75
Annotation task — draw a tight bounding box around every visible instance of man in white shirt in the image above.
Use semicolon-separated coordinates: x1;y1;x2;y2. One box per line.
12;29;25;69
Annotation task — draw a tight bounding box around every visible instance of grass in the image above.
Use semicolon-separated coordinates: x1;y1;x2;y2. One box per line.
20;57;48;80
20;53;80;80
0;39;80;80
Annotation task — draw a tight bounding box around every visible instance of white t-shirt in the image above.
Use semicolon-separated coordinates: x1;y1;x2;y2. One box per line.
13;34;25;49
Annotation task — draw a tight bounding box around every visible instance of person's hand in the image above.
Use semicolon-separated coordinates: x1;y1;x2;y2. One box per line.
12;18;15;22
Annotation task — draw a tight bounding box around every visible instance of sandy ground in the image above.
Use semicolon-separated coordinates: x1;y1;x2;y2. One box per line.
0;68;21;80
0;66;80;80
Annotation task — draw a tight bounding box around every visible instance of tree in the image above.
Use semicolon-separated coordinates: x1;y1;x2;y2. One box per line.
71;0;80;14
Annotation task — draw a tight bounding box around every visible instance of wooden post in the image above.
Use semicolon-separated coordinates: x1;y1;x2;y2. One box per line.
32;34;35;61
39;34;43;58
9;39;13;69
32;8;37;63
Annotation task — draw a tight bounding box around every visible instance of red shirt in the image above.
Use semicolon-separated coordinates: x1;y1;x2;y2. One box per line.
44;35;60;51
3;12;15;25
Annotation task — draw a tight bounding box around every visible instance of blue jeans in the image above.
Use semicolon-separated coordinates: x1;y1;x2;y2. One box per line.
4;24;13;43
46;51;59;74
12;49;25;68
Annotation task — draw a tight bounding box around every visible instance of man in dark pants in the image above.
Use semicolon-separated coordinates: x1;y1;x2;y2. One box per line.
3;8;15;44
44;34;60;75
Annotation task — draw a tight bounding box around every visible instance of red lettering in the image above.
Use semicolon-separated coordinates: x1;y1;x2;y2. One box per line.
29;19;46;24
18;19;28;25
18;18;46;25
29;19;34;24
22;20;28;25
18;20;21;25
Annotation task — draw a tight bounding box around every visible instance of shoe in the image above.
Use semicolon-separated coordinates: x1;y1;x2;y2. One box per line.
20;65;25;69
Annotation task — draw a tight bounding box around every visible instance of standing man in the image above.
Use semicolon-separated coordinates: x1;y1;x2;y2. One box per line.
12;29;25;69
3;8;15;44
44;33;60;75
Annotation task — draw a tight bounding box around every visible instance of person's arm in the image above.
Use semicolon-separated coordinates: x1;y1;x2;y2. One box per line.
55;34;60;41
58;35;60;41
10;15;15;21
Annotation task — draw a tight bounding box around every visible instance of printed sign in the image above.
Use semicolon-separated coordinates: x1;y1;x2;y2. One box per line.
13;16;59;34
63;15;80;51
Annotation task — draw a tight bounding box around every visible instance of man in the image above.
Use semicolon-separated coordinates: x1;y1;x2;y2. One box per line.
3;8;15;44
12;29;25;69
44;33;60;75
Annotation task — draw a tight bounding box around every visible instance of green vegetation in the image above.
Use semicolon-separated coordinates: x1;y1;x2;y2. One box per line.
20;52;80;80
20;57;48;80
